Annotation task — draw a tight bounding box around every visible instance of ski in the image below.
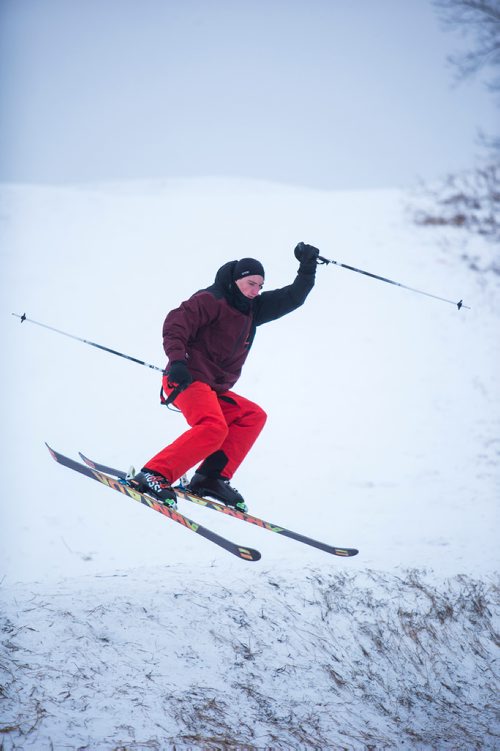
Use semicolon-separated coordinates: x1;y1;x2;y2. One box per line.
46;445;261;562
79;452;359;558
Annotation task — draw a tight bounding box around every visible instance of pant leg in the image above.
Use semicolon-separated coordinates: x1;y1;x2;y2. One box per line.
144;379;229;483
197;390;267;480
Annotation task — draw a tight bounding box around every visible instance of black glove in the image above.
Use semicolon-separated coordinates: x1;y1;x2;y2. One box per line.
294;242;320;272
167;360;193;389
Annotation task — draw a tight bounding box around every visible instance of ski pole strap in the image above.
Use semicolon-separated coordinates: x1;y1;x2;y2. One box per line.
160;383;185;408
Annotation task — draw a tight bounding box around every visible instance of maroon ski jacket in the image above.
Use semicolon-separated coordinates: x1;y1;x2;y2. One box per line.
162;260;315;393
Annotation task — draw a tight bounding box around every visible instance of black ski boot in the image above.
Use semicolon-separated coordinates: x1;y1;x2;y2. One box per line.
133;469;177;509
187;472;247;512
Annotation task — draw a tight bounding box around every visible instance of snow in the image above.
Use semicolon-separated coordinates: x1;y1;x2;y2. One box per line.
2;565;499;749
0;178;499;748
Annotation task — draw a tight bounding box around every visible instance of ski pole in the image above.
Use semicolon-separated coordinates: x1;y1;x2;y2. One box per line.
11;312;165;372
295;243;470;310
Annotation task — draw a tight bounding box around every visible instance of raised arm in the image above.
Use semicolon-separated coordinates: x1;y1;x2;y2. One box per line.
254;243;319;325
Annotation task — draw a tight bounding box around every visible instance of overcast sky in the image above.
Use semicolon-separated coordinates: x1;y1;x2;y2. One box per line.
0;0;497;190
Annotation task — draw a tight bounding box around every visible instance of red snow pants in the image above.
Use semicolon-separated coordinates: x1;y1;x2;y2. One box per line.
143;378;267;484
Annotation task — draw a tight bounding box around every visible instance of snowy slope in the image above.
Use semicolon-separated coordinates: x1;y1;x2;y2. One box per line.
0;179;499;748
1;178;499;579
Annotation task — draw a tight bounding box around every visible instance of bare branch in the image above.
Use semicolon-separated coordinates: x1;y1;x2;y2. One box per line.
434;0;500;93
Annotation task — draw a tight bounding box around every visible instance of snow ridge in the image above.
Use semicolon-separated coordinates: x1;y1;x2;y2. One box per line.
1;565;499;750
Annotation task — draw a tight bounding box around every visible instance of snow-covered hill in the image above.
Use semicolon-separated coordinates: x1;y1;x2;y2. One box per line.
1;179;499;748
2;565;498;750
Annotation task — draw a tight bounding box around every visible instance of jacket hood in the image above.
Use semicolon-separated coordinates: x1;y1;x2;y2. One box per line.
212;260;253;314
213;260;238;290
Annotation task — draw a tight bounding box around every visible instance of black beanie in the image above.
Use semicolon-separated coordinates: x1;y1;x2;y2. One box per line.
233;258;265;281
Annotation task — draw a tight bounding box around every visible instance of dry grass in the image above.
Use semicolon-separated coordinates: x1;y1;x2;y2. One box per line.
1;567;499;750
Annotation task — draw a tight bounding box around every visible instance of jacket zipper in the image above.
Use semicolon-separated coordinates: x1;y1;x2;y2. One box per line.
225;316;252;367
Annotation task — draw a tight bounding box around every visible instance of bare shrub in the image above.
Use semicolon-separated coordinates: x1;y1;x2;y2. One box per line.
413;161;500;246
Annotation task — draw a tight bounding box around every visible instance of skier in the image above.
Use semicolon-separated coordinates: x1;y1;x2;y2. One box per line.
133;243;320;511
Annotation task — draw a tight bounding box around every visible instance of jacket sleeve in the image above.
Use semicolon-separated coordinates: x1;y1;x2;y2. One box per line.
163;292;219;362
253;266;316;326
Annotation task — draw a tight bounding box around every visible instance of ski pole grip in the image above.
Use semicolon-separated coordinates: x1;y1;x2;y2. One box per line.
294;242;327;265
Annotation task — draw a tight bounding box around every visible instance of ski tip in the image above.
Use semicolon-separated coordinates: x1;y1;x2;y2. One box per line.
45;442;56;460
78;451;94;468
